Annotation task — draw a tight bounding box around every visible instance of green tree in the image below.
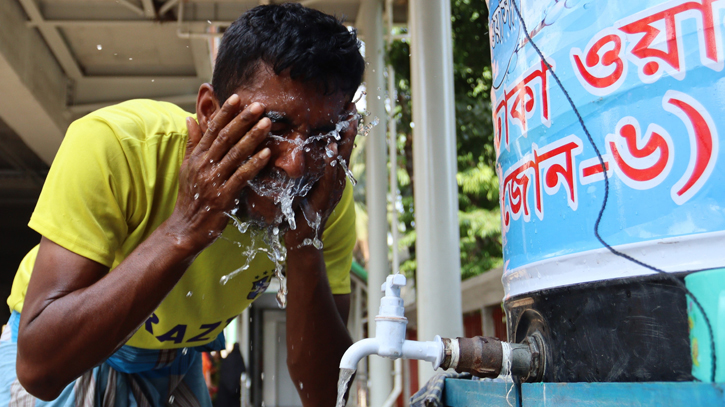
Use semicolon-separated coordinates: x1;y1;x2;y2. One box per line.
388;0;502;281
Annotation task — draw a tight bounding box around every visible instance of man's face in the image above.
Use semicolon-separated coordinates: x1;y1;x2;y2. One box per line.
230;65;354;227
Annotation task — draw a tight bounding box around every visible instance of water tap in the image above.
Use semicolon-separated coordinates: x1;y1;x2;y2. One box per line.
339;274;444;371
339;274;546;382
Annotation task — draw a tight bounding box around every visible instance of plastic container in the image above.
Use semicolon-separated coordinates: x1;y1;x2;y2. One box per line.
685;268;725;382
490;0;725;299
489;0;725;382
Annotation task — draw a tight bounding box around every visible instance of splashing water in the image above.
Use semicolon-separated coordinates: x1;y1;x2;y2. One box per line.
298;208;323;250
214;111;375;308
221;212;289;308
246;168;318;231
360;116;379;137
336;156;357;186
335;368;355;407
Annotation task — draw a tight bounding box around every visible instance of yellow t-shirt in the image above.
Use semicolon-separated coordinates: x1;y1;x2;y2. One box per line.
7;99;355;349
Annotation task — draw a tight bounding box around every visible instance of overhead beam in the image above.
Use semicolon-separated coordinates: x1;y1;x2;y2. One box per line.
0;0;69;165
140;0;157;18
159;0;180;16
117;0;145;17
190;38;214;82
73;76;203;106
27;20;234;28
69;93;198;115
17;0;84;79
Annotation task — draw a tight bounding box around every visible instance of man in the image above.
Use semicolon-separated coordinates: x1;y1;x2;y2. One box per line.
0;4;365;407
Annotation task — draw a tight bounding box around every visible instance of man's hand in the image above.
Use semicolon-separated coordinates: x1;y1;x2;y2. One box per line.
283;103;358;406
285;103;358;249
16;95;273;400
167;95;272;252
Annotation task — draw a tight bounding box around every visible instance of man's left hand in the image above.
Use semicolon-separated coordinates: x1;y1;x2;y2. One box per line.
285;103;358;249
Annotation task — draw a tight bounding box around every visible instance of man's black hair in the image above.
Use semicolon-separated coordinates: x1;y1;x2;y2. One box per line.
212;3;365;104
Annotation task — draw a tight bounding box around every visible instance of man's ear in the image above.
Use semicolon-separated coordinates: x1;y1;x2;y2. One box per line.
196;83;220;133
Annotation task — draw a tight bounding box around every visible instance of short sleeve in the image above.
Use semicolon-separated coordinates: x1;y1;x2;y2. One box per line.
29;117;133;267
321;179;357;295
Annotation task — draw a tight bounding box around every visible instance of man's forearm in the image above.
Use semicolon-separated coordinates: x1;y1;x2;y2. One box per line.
17;221;201;400
285;245;353;407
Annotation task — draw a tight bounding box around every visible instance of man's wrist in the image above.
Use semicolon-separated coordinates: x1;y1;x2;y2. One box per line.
156;217;208;260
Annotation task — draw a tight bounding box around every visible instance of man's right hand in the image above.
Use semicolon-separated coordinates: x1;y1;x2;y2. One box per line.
16;94;272;401
167;95;272;252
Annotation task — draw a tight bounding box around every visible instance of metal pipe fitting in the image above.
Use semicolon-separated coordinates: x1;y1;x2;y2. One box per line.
439;333;546;382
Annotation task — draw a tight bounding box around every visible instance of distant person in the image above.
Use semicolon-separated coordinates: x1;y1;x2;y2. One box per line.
215;344;246;407
0;3;363;407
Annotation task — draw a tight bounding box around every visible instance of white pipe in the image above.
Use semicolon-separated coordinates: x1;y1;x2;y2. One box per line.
381;358;402;407
401;339;444;367
386;0;400;276
360;0;392;405
409;0;464;385
339;338;379;370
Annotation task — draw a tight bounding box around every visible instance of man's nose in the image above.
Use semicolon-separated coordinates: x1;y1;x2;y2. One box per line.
273;134;306;179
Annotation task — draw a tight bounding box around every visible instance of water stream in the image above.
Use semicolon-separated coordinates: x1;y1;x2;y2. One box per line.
335;368;356;407
216;111;373;308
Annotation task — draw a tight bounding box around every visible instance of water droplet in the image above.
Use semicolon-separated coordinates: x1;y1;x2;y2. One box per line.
186;291;193;297
194;193;199;200
210;159;214;164
234;199;239;205
220;275;230;285
273;227;279;235
129;57;133;61
217;192;221;197
207;20;212;24
96;44;102;51
182;347;188;355
169;396;175;404
205;206;211;211
151;79;155;82
300;382;304;389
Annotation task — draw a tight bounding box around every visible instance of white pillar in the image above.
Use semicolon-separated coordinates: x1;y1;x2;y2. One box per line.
409;0;464;384
359;0;393;405
240;308;250;366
